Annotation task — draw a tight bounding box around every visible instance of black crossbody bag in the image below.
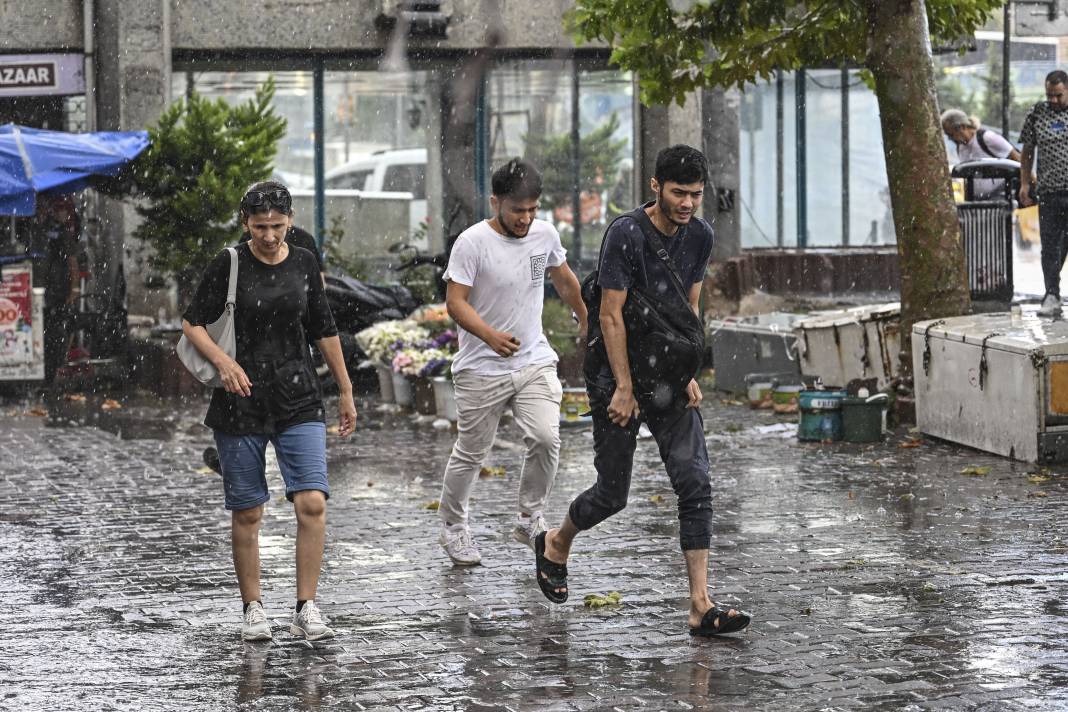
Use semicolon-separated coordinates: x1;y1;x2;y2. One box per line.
582;213;706;405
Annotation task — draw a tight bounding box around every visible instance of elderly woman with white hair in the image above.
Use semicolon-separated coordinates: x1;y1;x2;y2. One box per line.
940;109;1021;199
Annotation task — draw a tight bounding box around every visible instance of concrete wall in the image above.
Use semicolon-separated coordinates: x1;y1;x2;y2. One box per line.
0;0;82;51
170;0;579;51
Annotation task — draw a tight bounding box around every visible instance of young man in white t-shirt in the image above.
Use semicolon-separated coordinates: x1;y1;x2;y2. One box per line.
437;158;587;565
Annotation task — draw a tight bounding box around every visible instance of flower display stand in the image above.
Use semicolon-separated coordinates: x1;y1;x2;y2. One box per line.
391;371;414;407
376;364;395;403
432;377;458;421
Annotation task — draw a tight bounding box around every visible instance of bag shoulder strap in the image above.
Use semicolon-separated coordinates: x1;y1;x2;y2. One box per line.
633;218;692;306
225;247;238;308
976;128;998;159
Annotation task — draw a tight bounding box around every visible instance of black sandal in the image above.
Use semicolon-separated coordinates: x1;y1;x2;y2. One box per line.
534;531;568;604
689;603;751;637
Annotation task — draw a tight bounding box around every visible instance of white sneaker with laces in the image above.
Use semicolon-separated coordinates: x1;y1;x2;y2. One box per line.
290;600;334;641
439;523;482;565
242;601;272;641
1038;293;1062;317
512;511;547;550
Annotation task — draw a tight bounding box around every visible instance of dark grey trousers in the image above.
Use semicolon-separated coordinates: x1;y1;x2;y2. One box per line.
1039;190;1068;298
567;373;713;551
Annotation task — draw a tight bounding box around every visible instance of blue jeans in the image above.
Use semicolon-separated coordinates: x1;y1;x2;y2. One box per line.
213;421;329;511
567;375;713;551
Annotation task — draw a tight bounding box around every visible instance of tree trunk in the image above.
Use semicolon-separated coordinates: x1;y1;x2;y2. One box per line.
866;0;971;377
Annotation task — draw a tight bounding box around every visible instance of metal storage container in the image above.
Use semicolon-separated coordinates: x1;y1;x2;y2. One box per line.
707;312;802;393
913;309;1068;463
795;303;901;390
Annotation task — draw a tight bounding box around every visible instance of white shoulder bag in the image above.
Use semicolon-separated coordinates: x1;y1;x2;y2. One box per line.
176;247;238;387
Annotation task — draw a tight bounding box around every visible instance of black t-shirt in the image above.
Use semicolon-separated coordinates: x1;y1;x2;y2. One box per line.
183;242;338;435
597;202;715;296
239;226;324;272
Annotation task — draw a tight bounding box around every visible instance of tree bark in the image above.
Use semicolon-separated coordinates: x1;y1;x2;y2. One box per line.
866;0;971;377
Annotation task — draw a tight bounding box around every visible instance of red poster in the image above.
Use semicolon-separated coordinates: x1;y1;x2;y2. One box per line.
0;266;33;329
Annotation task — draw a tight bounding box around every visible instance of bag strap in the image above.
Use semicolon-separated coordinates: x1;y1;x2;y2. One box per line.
224;247;238;309
976;128;998;159
633;218;693;306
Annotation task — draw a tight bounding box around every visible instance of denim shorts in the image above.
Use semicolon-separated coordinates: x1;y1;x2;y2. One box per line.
213;421;330;511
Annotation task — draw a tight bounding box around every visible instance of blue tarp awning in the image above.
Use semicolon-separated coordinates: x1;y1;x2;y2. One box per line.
0;123;149;216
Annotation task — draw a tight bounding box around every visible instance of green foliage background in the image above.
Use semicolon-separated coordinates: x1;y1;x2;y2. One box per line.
132;78;286;292
523;113;629;211
567;0;1004;106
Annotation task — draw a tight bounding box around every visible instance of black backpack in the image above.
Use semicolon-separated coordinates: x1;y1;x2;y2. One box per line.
582;211;706;408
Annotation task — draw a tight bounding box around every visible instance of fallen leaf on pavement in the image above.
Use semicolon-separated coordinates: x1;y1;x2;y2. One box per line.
326;425;340;435
1028;491;1048;498
960;466;991;476
650;494;666;504
899;439;923;449
1027;474;1051;484
479;466;506;478
101;399;122;411
195;467;215;475
26;408;47;417
584;591;623;608
65;393;86;402
423;500;440;510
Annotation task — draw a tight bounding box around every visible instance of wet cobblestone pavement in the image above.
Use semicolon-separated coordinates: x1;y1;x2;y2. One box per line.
2;391;1068;711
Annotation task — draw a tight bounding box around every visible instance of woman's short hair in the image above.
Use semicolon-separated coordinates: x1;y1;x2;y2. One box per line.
940;109;978;131
240;180;293;218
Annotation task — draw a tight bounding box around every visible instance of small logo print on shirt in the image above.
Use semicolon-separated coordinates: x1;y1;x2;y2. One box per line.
530;254;547;284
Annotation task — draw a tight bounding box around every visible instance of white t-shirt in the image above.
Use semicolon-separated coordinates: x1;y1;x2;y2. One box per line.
956;128;1015;199
443;218;567;376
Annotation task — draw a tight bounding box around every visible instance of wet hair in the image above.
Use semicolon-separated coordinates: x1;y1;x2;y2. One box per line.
654;144;709;187
491;158;542;200
940;109;978;131
1046;69;1068;86
240;179;293;218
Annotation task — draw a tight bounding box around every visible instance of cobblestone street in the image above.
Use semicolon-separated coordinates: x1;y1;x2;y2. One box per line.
2;392;1067;711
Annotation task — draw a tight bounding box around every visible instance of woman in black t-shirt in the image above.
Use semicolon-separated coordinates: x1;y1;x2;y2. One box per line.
181;181;356;643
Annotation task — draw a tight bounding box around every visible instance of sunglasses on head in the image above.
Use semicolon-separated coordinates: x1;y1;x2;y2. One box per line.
241;188;292;213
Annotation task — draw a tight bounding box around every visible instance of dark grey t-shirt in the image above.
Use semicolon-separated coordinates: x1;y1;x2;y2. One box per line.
597;202;715;298
1020;101;1068;192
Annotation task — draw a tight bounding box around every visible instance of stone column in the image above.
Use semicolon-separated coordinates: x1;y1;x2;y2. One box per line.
95;0;171;319
702;86;741;260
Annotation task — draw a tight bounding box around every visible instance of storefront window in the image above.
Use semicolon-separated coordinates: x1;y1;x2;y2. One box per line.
321;69;434;272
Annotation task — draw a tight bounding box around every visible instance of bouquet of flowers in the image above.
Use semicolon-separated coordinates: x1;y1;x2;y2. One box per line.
355;320;430;366
389;328;459;377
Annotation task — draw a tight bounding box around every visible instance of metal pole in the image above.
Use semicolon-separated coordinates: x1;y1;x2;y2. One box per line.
841;66;850;247
1002;2;1012;135
314;60;325;249
776;70;784;247
796;68;807;249
570;61;582;264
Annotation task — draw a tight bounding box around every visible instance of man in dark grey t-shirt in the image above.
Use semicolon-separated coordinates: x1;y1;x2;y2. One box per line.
534;145;752;638
1020;69;1068;315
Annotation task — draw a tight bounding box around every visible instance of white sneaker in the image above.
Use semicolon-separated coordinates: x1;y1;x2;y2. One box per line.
242;601;272;642
439;523;482;565
290;600;334;641
1038;293;1062;317
512;511;547;550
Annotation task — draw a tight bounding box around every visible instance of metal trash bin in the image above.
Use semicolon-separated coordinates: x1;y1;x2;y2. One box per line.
951;159;1020;303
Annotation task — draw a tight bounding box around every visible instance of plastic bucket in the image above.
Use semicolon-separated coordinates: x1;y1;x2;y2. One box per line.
772;385;803;414
747;382;774;409
798;390;847;442
842;395;887;443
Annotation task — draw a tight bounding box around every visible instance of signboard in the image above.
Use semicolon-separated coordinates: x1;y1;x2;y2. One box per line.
0;264;44;381
0;53;85;98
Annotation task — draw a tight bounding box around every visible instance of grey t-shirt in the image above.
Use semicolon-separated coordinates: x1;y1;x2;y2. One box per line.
1020;101;1068;192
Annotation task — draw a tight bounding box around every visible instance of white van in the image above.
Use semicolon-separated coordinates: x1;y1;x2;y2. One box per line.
325;148;427;240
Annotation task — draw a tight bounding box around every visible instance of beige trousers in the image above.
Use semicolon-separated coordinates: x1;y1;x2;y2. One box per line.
438;361;562;526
